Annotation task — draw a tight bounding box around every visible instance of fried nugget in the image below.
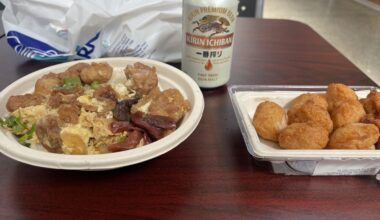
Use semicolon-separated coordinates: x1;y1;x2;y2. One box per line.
287;93;328;121
360;98;377;114
278;122;329;149
361;113;380;126
326;83;358;112
288;101;333;133
360;89;380;114
288;93;328;111
252;101;287;141
367;89;380;110
328;123;379;149
330;99;365;129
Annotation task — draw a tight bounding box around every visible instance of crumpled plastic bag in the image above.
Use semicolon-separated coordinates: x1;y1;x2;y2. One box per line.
0;0;182;62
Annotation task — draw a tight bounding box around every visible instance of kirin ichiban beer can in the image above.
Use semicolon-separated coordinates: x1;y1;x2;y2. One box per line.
182;0;238;88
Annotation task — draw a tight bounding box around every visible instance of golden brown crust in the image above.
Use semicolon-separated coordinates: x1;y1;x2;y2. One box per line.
361;113;380;129
252;84;380;150
289;93;328;112
326;83;358;112
287;93;328;124
330;99;365;129
328;123;379;149
252;101;287;142
278;122;329;149
360;89;380;114
288;101;333;133
367;89;380;112
360;98;377;114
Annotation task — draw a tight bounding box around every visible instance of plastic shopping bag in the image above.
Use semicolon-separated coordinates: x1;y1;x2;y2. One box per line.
0;0;182;62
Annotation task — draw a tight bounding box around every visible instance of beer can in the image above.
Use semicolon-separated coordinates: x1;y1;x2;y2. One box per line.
181;0;238;88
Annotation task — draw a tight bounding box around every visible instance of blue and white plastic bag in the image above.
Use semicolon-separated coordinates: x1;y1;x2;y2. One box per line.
0;0;182;62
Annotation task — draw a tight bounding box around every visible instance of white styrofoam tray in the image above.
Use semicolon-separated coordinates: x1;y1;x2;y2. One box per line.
229;85;380;161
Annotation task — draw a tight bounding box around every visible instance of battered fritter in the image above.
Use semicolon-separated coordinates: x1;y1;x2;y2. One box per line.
360;88;380;114
278;122;329;149
328;123;379;149
288;93;327;112
288;101;333;133
252;101;287;142
326;83;358;112
330;99;365;129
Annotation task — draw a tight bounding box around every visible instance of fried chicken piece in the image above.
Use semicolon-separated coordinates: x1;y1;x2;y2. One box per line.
288;101;333;133
131;87;191;123
361;113;380;129
59;63;90;80
79;62;113;84
288;93;327;113
93;85;118;102
149;89;191;122
124;62;158;96
360;88;380;114
57;104;80;124
6;93;46;112
36;115;63;153
34;72;63;97
367;89;380;111
328;123;379;149
252;101;287;142
278;122;329;149
360;98;377;114
330;99;365;129
326;83;358;112
48;92;79;109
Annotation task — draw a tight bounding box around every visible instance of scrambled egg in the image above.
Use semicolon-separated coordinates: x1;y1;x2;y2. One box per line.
12;105;48;129
77;95;106;112
61;125;92;154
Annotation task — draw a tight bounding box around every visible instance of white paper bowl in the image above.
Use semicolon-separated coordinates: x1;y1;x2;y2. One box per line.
0;57;204;170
